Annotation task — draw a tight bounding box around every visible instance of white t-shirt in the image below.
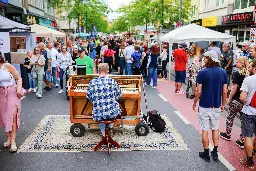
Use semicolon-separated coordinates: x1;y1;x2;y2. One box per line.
240;75;256;115
47;48;59;68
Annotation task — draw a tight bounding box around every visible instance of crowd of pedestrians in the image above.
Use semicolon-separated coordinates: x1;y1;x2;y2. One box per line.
0;34;255;170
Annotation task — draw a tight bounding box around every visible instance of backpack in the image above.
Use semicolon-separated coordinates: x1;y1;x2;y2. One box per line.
146;110;166;133
250;91;256;108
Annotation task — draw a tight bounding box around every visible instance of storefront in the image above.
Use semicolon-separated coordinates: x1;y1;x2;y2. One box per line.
222;12;254;45
191;19;202;26
25;13;58;29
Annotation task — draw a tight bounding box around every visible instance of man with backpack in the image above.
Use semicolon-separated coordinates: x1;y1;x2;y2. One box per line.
239;61;256;169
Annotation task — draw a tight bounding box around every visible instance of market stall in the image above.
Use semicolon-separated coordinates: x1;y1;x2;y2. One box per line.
30;24;66;43
0;15;32;53
160;24;236;80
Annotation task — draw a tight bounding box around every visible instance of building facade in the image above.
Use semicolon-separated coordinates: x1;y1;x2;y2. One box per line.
191;0;256;45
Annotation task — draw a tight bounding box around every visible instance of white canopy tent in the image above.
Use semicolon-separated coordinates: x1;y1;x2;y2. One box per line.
0;16;30;31
30;24;66;42
160;24;236;80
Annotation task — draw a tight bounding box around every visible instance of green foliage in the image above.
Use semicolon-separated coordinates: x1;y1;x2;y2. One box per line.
50;0;111;32
111;0;192;32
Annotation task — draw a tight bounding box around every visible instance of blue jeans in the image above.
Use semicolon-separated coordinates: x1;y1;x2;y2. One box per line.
119;57;125;75
28;73;36;89
52;67;57;85
146;67;157;86
126;63;132;75
99;123;114;136
45;70;52;82
60;69;65;89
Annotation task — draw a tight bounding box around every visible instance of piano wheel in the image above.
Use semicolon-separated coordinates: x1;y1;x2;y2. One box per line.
135;123;149;136
70;124;85;137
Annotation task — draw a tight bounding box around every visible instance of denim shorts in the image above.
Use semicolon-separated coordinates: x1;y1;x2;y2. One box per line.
241;113;256;137
175;70;186;83
198;107;221;131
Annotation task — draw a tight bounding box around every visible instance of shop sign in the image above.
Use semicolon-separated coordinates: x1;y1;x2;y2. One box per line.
26;15;38;24
0;0;8;4
6;13;22;23
202;16;217;27
39;18;57;28
191;19;202;26
222;12;253;24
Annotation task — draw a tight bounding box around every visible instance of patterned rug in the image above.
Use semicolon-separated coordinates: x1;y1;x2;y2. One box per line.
18;115;188;152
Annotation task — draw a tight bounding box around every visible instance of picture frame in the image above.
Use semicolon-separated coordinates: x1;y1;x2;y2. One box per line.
16;38;19;44
21;38;25;43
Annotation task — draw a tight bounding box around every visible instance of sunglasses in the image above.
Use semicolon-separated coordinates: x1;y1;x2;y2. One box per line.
242;46;246;47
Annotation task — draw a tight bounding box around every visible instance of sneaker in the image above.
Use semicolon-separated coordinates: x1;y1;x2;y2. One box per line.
144;82;150;86
37;94;42;98
199;152;210;162
220;132;231;141
176;91;185;95
33;88;37;93
240;158;254;170
28;88;32;92
152;86;156;88
58;89;63;94
211;151;218;162
36;92;39;96
236;139;244;149
55;84;59;88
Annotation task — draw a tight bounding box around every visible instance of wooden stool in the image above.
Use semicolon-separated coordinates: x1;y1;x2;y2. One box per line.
94;119;120;155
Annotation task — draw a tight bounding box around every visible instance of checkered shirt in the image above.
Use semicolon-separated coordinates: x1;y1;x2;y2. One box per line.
87;76;122;121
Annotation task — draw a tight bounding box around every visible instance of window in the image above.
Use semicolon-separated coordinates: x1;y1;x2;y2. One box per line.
192;6;196;17
234;0;255;9
216;0;219;6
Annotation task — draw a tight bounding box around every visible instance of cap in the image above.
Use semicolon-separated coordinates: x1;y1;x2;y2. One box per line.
204;50;219;63
242;41;249;46
179;43;187;48
78;47;85;53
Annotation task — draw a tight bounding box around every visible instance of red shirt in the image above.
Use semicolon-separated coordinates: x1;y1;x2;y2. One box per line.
173;49;188;71
104;49;114;57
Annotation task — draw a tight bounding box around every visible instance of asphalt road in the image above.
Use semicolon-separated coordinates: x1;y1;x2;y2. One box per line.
0;85;229;171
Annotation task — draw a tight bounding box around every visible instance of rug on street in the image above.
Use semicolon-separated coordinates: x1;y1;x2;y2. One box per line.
18;115;188;152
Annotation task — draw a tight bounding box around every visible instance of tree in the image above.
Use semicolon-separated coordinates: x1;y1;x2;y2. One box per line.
111;0;192;32
48;0;111;32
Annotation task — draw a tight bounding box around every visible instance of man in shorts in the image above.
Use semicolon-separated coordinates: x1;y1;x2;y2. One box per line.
239;61;256;169
173;43;188;94
193;50;228;162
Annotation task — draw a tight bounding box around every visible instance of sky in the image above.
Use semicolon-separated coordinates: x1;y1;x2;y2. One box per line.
106;0;133;21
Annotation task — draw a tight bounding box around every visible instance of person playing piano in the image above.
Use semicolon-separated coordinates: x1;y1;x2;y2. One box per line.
87;63;122;136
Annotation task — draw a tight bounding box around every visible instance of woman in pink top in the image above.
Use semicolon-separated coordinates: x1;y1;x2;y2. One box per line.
0;52;23;153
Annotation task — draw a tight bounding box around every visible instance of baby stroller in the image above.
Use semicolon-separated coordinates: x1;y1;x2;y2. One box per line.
65;65;76;100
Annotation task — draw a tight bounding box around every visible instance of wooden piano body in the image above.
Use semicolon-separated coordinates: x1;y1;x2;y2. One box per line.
68;75;143;127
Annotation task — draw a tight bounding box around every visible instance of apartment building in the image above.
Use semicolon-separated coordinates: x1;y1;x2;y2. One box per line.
191;0;256;45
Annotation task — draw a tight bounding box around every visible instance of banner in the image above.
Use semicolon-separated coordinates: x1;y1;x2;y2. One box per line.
0;32;10;59
92;25;98;37
249;28;256;44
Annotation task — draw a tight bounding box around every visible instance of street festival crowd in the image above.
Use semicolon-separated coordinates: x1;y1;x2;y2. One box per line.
0;35;256;169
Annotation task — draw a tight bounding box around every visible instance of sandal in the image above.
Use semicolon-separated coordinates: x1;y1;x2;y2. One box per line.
9;143;18;153
3;141;11;148
240;158;254;170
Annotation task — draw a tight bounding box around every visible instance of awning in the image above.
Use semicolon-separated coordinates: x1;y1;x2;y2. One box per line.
30;24;66;38
0;15;30;31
